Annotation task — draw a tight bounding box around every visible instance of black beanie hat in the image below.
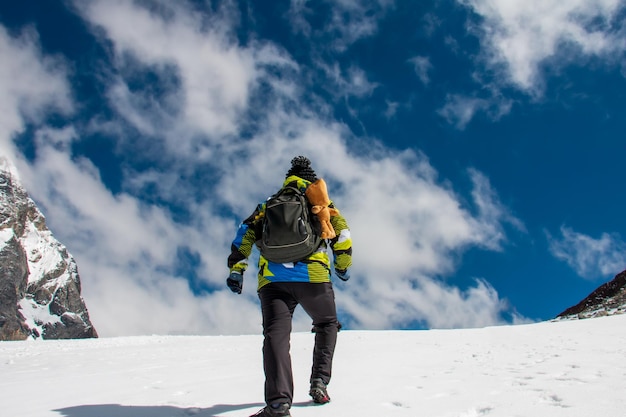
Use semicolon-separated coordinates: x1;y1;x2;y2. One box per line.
286;156;318;182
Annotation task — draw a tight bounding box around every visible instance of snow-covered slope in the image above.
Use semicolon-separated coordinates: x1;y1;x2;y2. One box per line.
0;158;97;340
1;315;624;417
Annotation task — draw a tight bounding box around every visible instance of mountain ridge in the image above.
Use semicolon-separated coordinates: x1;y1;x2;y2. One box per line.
556;269;626;320
0;158;97;340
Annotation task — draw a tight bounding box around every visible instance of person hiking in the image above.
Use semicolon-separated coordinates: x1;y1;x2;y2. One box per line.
227;156;352;417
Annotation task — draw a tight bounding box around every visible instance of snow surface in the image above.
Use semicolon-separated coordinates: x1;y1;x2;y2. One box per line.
21;219;70;285
0;227;14;250
1;315;625;417
18;297;63;335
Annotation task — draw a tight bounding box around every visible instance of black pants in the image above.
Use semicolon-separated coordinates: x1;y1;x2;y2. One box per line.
258;281;339;406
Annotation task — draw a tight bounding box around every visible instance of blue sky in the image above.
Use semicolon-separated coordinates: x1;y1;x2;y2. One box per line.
1;0;625;336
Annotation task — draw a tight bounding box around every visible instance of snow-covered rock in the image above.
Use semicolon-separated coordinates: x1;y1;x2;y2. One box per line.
0;158;97;340
556;269;626;320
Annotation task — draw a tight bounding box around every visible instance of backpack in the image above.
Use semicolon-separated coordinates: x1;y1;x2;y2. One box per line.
259;183;322;263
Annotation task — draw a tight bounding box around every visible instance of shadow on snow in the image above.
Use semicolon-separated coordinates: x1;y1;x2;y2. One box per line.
54;403;265;417
55;401;316;416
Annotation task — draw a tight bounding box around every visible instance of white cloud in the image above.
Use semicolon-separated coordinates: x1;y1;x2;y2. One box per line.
383;100;400;119
289;0;394;52
468;168;526;250
438;90;514;129
287;0;389;104
334;158;524;329
0;26;73;157
316;62;379;104
460;0;626;95
2;1;527;335
437;0;626;128
408;56;433;86
15;130;264;336
547;226;626;280
73;0;293;148
438;94;490;130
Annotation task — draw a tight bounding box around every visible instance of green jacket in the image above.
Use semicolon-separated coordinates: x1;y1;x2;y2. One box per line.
228;175;352;289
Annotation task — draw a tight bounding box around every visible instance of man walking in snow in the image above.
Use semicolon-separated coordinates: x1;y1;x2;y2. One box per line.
227;156;352;417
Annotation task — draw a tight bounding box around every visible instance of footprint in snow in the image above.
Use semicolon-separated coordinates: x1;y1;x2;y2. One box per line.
541;392;570;408
383;401;410;409
459;405;493;416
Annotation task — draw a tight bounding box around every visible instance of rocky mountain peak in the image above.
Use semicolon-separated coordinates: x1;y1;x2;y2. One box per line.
556;269;626;320
0;158;97;340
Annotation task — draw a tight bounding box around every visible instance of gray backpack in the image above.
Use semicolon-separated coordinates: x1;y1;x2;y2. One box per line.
259;184;321;263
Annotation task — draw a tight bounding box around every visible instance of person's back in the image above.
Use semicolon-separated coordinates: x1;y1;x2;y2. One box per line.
227;156;352;417
227;156;351;290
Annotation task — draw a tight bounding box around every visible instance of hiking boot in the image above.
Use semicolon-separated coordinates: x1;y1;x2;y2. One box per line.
309;378;331;404
249;403;291;417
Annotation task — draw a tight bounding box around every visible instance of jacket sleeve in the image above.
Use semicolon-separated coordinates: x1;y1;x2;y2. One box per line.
329;205;352;272
227;205;262;274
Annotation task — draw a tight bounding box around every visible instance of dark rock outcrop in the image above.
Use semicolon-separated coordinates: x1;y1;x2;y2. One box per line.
557;270;626;320
0;160;97;340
